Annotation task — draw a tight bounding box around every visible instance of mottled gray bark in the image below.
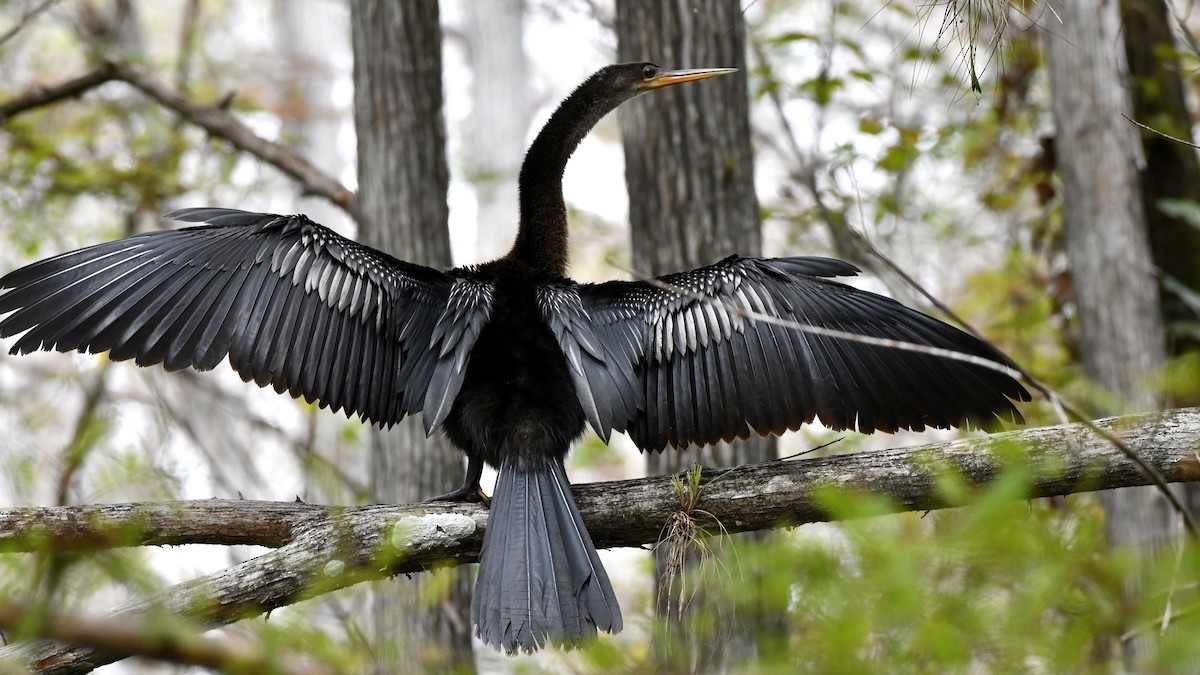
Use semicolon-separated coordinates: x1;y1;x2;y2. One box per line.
1121;0;1200;360
615;0;775;667
1046;0;1175;661
1120;0;1200;520
1046;0;1176;550
347;1;474;671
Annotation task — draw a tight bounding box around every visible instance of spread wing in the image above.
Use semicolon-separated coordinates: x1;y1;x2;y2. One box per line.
540;255;1030;452
0;208;492;429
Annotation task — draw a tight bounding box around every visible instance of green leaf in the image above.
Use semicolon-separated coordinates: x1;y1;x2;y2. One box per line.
1157;198;1200;230
798;75;844;107
766;31;819;46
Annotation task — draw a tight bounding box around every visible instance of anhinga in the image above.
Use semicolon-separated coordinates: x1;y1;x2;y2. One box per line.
0;63;1029;653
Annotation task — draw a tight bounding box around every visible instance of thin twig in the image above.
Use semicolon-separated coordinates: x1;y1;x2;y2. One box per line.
1123;113;1200;151
611;258;1028;380
831;232;1198;536
1120;601;1200;643
54;364;110;507
0;0;60;47
779;436;843;460
748;36;890;282
107;62;357;217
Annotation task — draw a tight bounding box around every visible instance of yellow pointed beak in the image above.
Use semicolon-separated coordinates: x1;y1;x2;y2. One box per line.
640;67;737;90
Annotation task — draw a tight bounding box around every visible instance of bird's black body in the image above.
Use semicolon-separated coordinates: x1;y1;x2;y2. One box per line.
444;261;586;471
439;260;622;649
0;63;1030;654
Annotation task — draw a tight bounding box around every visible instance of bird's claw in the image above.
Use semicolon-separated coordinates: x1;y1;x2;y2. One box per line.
473;487;491;507
428;485;491;507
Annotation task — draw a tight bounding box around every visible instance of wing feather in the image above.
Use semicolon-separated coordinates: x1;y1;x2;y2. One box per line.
541;255;1030;453
0;208;486;428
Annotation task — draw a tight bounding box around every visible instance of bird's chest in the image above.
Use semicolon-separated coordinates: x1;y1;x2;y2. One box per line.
466;285;569;393
442;282;586;464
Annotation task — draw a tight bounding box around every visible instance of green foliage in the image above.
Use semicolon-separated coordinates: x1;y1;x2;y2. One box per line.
959;251;1074;406
565;471;1199;673
570;431;628;472
797;74;843;108
1156;198;1200;231
1158;352;1200;402
247;609;375;673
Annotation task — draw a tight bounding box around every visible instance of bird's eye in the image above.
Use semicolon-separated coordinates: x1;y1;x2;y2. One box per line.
641;65;658;80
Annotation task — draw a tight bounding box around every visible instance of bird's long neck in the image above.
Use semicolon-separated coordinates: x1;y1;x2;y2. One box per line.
509;76;626;277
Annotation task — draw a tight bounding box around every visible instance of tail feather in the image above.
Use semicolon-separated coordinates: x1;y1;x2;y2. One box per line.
473;458;622;653
546;465;620;632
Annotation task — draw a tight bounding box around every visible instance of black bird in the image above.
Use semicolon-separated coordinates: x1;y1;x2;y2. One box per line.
0;63;1029;653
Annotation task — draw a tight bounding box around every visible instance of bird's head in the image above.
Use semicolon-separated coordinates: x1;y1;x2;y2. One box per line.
590;62;737;101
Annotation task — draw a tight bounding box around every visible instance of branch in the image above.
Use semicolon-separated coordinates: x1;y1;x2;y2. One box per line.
107;62;356;216
0;64;119;119
2;408;1200;673
0;602;331;675
0;499;322;552
0;62;357;216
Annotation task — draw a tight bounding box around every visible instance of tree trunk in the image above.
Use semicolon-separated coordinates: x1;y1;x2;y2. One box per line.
348;1;475;672
1046;0;1173;659
1120;0;1200;543
1047;0;1174;545
1121;0;1200;364
615;0;779;668
462;0;529;263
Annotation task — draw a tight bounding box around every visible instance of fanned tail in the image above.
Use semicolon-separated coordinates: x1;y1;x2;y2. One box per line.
472;457;622;653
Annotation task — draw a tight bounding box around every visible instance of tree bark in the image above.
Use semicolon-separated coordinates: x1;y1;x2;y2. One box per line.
347;1;474;672
3;408;1199;673
1120;0;1200;523
615;0;775;666
1047;0;1174;547
1046;0;1174;660
1121;0;1200;364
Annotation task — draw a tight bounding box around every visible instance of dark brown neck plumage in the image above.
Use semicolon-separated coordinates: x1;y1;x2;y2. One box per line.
507;69;633;278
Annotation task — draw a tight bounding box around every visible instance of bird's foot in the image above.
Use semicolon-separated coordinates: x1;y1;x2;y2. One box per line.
427;484;491;507
428;456;489;505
